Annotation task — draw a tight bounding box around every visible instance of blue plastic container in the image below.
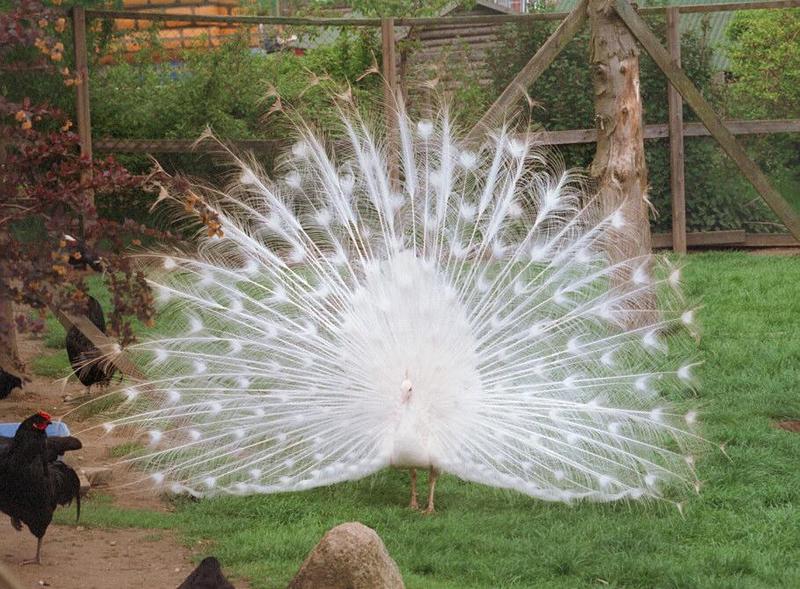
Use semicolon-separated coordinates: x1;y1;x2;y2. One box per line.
0;420;71;438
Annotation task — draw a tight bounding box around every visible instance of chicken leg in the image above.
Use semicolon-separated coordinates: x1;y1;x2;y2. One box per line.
21;537;43;565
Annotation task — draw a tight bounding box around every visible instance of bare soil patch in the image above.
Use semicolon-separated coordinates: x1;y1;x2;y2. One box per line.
1;526;192;589
773;420;800;433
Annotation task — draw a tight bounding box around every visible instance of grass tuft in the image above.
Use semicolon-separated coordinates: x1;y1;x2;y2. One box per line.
31;350;71;378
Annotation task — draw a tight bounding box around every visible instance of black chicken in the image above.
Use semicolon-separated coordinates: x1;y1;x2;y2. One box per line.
177;557;236;589
0;368;23;400
66;295;116;396
0;412;81;564
63;234;104;272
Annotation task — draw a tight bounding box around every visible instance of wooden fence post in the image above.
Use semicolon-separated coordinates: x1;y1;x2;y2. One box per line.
666;7;686;254
72;6;95;214
381;17;399;187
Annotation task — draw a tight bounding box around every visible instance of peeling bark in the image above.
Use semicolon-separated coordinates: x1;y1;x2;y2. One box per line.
0;136;23;379
589;0;651;256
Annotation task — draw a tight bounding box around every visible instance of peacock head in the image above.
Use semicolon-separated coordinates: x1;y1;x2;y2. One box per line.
400;376;413;404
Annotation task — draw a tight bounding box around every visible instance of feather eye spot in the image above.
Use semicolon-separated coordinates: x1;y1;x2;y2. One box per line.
417;120;433;138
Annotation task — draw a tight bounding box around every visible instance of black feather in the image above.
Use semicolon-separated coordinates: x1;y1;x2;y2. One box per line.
49;461;81;521
0;435;82;463
66;296;116;389
177;557;236;589
0;368;22;400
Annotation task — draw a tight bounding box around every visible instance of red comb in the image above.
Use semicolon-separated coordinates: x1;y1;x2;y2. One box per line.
37;411;52;422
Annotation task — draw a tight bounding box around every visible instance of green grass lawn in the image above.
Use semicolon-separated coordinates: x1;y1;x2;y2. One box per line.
51;252;800;588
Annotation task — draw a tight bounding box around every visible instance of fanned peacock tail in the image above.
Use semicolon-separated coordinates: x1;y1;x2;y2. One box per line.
91;102;702;502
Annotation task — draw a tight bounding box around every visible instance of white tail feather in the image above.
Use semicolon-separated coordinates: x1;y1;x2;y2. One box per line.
93;103;701;503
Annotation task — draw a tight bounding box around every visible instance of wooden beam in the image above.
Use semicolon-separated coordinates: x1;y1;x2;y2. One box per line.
90;117;800;155
519;118;800;145
381;18;399;187
652;229;746;248
682;119;800;137
466;0;588;145
614;0;800;240
72;6;92;163
72;5;95;221
666;7;686;254
84;9;383;26
77;1;800;27
52;309;149;383
744;233;800;247
394;12;568;25
652;230;800;249
94;138;282;153
678;0;800;13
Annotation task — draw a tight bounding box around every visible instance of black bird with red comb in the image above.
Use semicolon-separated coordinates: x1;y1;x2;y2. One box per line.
0;412;81;564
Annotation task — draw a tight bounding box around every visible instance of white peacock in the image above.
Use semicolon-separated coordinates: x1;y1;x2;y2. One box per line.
96;102;701;513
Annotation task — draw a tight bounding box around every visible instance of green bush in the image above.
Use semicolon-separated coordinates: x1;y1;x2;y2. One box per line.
91;29;380;141
86;27;381;224
725;8;800;216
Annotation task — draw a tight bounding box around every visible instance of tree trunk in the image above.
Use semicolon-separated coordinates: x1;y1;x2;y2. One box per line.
588;0;651;255
0;286;23;378
0;134;24;379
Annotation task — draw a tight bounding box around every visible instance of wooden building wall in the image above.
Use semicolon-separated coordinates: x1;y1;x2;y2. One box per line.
400;4;508;104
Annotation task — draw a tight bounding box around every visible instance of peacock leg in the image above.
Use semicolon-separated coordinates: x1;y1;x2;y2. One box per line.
408;468;419;510
423;467;438;515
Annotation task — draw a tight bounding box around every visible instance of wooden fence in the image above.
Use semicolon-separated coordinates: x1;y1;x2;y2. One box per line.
67;0;800;251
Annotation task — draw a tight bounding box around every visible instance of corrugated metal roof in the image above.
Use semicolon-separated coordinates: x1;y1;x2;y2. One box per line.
552;0;762;70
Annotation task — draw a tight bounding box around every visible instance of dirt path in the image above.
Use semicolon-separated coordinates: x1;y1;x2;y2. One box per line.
0;335;218;589
1;527;193;589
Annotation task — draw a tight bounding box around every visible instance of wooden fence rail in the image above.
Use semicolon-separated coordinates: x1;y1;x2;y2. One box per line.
93;119;800;153
73;0;800;27
93;138;282;153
